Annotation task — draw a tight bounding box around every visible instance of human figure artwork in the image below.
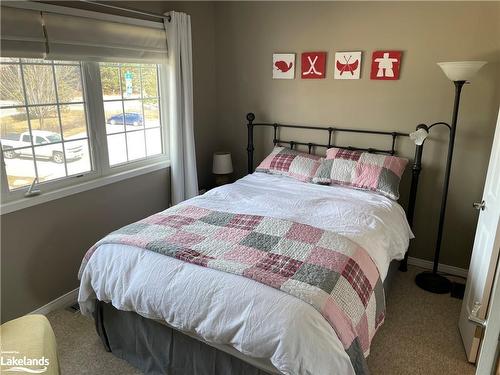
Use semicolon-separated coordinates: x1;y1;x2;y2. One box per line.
334;52;362;80
273;53;295;79
370;51;402;80
301;52;326;79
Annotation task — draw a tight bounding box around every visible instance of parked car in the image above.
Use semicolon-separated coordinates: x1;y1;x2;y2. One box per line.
1;131;83;163
107;112;143;126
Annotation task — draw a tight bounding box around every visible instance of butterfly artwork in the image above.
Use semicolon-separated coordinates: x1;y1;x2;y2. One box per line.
334;52;362;80
273;53;295;79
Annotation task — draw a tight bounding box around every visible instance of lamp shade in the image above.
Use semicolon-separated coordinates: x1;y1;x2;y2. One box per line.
437;61;487;82
409;128;429;146
213;152;233;174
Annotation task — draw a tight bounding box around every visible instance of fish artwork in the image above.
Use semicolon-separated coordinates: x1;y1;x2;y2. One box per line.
272;53;295;79
275;60;293;73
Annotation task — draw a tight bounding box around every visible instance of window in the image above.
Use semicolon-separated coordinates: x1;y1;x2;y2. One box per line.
0;58;91;191
100;63;162;166
0;58;167;201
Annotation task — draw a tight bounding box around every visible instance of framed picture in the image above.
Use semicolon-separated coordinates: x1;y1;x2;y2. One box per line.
334;52;362;80
273;53;295;79
370;51;403;80
301;52;327;79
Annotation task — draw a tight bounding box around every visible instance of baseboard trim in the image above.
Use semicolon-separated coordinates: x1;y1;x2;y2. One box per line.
407;257;469;278
29;288;79;316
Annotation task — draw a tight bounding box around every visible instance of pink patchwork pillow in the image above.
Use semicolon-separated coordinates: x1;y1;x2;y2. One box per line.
256;146;322;182
313;147;408;200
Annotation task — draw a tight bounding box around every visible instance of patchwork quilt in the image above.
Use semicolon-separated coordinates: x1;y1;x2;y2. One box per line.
79;205;386;375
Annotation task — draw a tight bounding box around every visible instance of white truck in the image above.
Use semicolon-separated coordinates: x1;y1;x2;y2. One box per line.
1;130;83;163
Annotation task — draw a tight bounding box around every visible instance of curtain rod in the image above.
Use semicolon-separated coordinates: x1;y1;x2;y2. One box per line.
79;1;171;22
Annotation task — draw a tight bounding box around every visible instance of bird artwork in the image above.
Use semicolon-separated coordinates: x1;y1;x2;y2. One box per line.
273;53;295;79
334;52;362;80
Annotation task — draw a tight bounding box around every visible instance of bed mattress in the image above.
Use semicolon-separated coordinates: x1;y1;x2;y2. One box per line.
79;172;413;375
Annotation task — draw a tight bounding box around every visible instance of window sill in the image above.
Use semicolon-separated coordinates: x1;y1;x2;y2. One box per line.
0;159;170;215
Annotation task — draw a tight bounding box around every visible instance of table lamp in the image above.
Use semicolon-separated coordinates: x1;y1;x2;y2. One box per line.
213;152;233;186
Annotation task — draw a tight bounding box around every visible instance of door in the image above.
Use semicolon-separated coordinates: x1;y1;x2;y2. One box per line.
475;255;500;375
459;106;500;363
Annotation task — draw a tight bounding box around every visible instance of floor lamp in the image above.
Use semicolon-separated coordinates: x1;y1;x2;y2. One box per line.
415;61;487;294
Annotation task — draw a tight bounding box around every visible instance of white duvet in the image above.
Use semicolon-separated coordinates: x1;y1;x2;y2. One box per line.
79;173;413;375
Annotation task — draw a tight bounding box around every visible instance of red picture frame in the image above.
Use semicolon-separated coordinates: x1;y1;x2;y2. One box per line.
301;52;327;79
370;51;402;80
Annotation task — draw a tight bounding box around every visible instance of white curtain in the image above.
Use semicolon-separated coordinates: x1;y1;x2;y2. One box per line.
164;11;199;205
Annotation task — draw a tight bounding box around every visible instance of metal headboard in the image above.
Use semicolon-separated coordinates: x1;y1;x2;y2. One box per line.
245;112;427;272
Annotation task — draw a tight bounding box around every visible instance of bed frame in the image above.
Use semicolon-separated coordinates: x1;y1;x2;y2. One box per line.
93;113;429;375
245;112;427;272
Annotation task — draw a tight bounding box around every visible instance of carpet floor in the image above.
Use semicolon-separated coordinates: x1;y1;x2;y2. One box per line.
46;265;475;374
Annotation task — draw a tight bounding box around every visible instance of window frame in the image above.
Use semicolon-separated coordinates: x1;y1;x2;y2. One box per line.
0;60;169;209
97;62;166;169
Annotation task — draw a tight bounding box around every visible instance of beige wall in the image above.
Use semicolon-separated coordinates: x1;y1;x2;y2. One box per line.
2;1;499;321
1;169;169;322
213;1;500;269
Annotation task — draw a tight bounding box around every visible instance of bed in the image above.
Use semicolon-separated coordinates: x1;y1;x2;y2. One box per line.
78;113;426;375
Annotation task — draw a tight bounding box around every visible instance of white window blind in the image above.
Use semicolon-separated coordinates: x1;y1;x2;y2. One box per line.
0;5;168;63
43;13;168;63
0;7;46;58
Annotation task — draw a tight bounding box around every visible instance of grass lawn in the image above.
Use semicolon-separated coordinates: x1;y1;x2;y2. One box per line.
7;174;47;189
1;109;87;138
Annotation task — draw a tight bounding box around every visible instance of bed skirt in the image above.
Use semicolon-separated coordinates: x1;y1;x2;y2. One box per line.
93;301;275;375
92;260;400;375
